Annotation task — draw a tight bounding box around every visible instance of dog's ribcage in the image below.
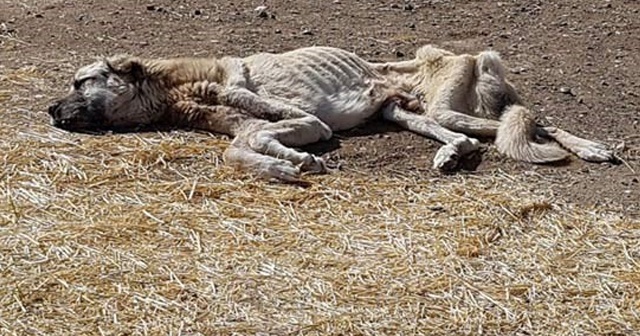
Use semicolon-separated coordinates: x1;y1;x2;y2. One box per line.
243;47;386;131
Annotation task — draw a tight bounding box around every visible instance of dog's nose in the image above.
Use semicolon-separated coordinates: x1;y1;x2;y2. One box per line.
48;101;62;118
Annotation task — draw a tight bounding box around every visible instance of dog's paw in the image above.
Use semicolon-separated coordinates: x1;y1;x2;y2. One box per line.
263;159;303;182
453;137;481;156
576;145;616;163
433;137;481;171
318;123;333;141
433;144;460;171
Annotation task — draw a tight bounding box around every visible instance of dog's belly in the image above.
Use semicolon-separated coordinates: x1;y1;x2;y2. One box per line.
245;47;384;131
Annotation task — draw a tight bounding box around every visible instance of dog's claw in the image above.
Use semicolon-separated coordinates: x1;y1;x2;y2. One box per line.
571;139;616;163
576;147;616;163
300;155;328;174
433;137;481;171
264;159;302;181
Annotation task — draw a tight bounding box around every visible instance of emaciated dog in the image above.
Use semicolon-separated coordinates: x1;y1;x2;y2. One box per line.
48;45;615;183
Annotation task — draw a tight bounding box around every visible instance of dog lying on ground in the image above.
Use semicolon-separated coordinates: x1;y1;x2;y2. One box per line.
48;45;616;183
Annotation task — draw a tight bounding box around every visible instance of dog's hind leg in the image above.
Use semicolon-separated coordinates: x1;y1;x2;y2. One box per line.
430;108;501;137
537;126;616;162
370;59;422;74
382;103;480;171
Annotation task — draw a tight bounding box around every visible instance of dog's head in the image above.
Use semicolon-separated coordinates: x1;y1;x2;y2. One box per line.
48;55;163;132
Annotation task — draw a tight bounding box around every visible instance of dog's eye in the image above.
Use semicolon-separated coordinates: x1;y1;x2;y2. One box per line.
73;79;84;90
73;78;91;90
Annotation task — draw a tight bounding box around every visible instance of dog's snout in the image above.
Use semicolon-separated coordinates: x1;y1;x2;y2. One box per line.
48;101;62;118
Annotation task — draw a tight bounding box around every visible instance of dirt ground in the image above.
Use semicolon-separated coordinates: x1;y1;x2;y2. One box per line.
1;0;638;214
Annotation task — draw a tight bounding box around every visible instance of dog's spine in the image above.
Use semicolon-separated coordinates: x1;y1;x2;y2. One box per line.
496;105;569;163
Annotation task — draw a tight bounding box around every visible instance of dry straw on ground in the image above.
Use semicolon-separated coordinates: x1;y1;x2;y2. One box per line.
1;66;639;336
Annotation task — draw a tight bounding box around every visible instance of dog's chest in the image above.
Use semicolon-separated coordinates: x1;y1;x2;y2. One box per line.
244;48;384;128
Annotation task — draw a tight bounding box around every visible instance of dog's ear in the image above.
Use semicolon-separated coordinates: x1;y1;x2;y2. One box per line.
105;55;146;82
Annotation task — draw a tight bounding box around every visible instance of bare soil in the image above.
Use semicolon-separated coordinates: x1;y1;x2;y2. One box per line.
1;0;638;214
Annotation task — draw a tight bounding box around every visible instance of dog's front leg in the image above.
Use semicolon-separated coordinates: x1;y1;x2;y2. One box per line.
237;116;332;174
212;83;316;121
223;137;312;186
382;103;480;171
223;116;334;184
172;100;249;135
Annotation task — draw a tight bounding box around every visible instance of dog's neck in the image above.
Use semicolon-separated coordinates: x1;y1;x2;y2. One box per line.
142;58;225;87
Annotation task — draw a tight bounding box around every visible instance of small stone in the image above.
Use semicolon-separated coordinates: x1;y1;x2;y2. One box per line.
403;3;414;11
559;87;575;96
275;29;282;34
254;5;272;19
395;50;405;57
390;3;400;9
193;9;202;15
302;28;313;35
408;23;416;29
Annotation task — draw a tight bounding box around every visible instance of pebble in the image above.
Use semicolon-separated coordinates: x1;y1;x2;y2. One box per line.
559;87;576;96
510;66;526;74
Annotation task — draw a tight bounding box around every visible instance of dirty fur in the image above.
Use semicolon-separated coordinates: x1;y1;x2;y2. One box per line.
375;45;615;164
49;45;616;182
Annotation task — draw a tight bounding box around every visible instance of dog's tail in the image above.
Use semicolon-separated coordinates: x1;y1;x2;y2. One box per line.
473;50;568;163
495;105;569;163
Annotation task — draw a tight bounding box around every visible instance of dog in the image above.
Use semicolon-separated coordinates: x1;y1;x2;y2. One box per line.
48;45;615;183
